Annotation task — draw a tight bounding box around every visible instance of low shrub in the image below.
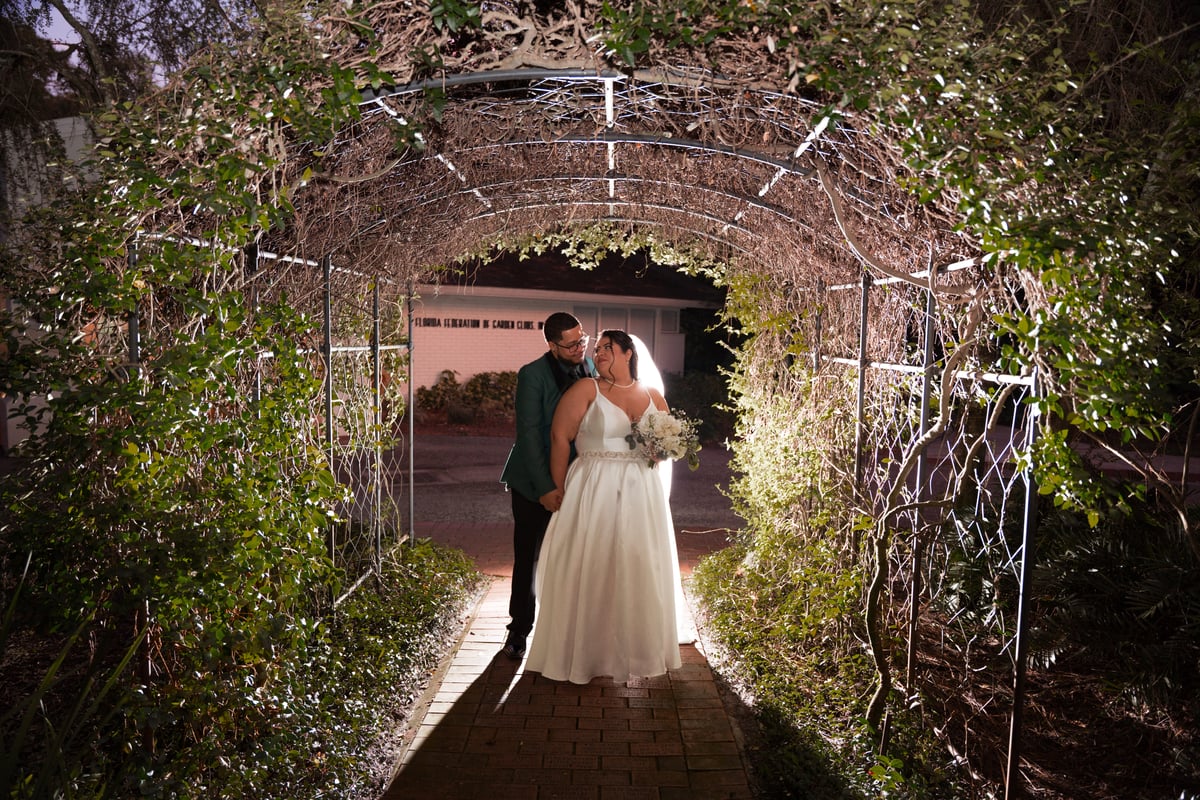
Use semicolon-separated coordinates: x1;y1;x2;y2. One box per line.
417;370;517;423
693;526;887;800
416;370;462;412
663;371;733;444
1021;503;1200;710
1;539;482;799
461;370;518;417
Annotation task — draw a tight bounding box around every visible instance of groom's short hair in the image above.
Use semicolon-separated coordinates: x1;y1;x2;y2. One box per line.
543;312;581;343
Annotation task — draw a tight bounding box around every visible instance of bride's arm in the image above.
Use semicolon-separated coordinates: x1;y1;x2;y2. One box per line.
549;380;595;493
648;387;669;413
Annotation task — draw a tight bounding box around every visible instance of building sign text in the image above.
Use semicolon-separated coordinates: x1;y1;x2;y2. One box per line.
413;316;541;331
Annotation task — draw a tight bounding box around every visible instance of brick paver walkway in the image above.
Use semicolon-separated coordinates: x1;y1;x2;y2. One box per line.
381;523;753;800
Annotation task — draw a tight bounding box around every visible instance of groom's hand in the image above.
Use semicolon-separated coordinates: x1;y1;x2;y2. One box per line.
540;488;564;512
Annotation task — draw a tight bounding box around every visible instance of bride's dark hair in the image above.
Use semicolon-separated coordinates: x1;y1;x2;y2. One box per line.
601;329;638;379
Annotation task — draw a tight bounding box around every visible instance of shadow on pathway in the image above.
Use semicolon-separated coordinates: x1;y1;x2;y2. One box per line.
381;533;755;799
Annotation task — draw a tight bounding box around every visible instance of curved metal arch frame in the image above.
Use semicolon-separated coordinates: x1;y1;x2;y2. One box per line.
385;172;811;235
464;199;753;235
346;66;922;278
250;63;1034;800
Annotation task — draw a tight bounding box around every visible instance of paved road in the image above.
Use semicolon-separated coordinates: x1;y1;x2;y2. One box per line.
390;432;742;533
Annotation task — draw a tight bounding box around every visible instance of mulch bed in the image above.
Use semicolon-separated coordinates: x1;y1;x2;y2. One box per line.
915;625;1199;800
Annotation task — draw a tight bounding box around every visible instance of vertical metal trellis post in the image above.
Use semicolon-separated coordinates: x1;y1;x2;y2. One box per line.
127;244;151;692
1005;368;1040;800
372;282;383;571
245;243;261;405
127;242;141;379
907;285;937;687
322;255;335;563
853;273;872;491
812;279;824;371
127;311;141;380
406;282;415;544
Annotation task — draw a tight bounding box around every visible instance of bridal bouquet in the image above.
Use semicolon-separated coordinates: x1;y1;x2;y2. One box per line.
626;409;702;470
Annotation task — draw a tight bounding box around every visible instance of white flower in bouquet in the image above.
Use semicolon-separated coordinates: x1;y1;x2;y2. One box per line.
626;409;701;470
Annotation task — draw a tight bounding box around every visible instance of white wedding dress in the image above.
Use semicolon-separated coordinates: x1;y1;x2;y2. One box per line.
525;381;685;684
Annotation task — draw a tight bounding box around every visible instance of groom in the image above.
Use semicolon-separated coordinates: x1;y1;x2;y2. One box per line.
499;312;595;660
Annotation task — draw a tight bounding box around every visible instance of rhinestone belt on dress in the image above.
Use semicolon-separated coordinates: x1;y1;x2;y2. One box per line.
579;450;643;460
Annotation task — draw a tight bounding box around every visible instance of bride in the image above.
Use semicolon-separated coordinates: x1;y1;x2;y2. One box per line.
524;329;685;684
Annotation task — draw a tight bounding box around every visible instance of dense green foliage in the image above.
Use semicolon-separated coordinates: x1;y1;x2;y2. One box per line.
1031;503;1200;710
696;539;958;799
0;3;422;795
600;0;1200;525
651;2;1200;794
2;539;480;797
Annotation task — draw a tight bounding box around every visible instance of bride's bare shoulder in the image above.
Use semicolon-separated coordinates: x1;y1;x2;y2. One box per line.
648;386;668;410
565;376;599;400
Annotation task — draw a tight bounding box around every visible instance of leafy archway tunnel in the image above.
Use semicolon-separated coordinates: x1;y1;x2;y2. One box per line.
234;23;1044;797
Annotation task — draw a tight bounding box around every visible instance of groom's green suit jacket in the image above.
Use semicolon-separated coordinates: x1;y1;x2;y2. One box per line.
500;352;593;503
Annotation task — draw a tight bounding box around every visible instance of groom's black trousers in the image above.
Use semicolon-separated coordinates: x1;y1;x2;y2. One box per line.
508;489;552;640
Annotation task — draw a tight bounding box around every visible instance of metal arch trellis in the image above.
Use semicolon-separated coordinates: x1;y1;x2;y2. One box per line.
131;234;417;607
357;69;872;215
354;146;849;285
311;253;414;606
132;59;1033;793
343;67;1042;792
801;271;1040;797
370;140;837;263
469;199;754;234
285;61;960;277
314;67;947;317
382;172;805;231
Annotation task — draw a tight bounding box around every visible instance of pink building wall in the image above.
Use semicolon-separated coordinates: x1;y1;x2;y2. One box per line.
404;284;709;391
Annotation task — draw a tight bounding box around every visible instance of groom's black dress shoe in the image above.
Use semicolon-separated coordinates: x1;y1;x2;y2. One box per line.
502;636;526;660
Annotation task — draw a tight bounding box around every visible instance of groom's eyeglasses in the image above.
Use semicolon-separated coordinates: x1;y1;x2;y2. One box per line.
552;334;590;353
